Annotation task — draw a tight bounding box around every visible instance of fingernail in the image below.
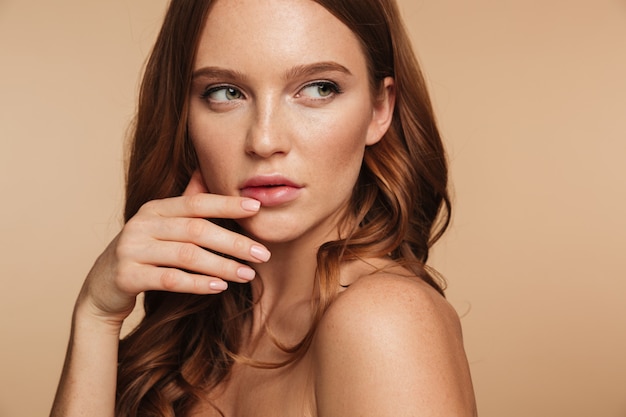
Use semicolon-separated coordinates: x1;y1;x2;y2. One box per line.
250;245;271;262
241;199;261;212
209;280;228;291
237;266;256;281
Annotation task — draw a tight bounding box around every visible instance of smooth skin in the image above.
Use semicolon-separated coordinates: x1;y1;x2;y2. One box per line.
50;172;271;417
313;274;476;417
51;0;476;415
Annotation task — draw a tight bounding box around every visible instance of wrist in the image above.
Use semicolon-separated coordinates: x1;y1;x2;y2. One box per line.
72;299;126;337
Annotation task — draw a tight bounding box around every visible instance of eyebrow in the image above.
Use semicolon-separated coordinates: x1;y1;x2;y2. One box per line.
192;67;248;82
283;62;353;80
192;61;352;81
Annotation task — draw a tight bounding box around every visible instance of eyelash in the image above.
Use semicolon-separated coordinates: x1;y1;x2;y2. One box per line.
199;85;243;101
297;81;343;101
300;81;343;94
198;80;343;102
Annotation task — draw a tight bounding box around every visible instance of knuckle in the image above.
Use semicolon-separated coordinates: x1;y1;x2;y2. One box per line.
185;194;205;213
115;227;148;260
185;218;206;240
160;268;180;290
192;277;205;293
138;199;159;215
123;216;150;236
232;235;247;253
217;259;234;278
177;243;198;265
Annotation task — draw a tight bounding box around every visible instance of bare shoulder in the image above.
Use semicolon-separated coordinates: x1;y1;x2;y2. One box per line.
312;265;477;416
339;267;460;331
322;263;463;348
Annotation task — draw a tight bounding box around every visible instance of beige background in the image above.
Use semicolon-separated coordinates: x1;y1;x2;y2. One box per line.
1;1;625;416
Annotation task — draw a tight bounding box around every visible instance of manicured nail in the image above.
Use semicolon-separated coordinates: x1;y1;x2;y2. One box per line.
250;245;271;262
241;199;261;212
237;266;256;281
209;280;228;291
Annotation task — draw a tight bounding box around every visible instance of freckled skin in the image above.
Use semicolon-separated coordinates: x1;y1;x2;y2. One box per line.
188;0;391;247
50;1;476;416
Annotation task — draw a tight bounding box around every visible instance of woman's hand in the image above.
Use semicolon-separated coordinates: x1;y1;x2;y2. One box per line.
76;170;270;326
51;171;267;417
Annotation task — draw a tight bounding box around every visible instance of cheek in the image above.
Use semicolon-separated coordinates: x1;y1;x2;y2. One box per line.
188;121;235;194
305;106;372;166
301;117;370;197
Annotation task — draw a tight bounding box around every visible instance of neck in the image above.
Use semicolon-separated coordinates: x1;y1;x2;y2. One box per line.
250;239;319;311
244;215;344;346
240;207;354;348
246;211;347;310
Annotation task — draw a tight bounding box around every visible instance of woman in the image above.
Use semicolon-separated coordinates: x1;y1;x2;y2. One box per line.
51;0;477;416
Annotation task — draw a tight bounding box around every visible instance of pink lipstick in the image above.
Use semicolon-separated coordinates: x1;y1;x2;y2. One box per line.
240;175;303;207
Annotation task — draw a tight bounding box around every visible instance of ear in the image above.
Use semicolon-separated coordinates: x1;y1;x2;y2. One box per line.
182;169;210;196
365;77;396;146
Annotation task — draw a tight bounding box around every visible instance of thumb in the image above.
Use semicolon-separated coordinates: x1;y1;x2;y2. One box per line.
183;169;210;196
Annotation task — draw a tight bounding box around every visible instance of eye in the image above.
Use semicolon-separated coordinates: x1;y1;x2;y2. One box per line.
201;85;244;102
298;81;341;99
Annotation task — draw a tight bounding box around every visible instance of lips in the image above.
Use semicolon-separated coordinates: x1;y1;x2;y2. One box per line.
240;175;303;207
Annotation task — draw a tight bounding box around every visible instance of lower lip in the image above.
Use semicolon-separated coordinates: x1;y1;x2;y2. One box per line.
240;186;302;207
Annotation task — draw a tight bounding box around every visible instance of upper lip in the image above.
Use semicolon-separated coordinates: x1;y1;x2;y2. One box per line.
240;174;302;189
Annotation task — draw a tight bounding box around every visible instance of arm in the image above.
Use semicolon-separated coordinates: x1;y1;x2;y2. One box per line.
50;171;270;417
313;274;476;417
50;294;123;417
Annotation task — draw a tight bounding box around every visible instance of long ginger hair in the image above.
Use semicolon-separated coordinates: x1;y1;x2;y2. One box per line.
116;0;451;415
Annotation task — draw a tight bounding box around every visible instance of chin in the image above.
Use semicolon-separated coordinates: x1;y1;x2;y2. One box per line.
236;216;303;244
236;197;350;248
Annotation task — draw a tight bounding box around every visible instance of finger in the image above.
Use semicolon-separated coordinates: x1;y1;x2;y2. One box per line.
121;266;230;295
140;193;261;219
122;212;271;263
137;240;258;283
145;217;270;263
183;169;210;196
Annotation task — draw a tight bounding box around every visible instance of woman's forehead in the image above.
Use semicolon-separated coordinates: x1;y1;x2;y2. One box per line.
194;0;367;74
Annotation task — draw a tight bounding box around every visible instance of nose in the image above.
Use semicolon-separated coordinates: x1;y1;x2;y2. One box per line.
245;95;291;158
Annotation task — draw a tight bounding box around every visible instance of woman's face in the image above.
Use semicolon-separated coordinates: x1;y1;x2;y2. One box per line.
188;0;394;245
